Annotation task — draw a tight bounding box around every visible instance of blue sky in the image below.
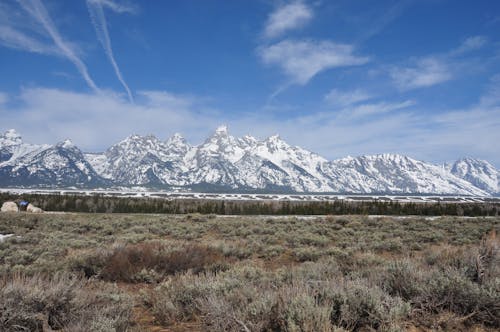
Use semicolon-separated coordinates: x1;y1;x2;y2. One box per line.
0;0;499;166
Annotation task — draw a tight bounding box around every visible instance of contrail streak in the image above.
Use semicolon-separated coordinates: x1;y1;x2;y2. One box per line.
17;0;100;93
87;0;134;103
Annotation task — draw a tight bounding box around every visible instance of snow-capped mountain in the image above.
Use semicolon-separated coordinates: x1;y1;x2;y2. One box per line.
1;127;498;195
322;154;488;195
448;158;499;194
0;130;108;187
0;129;24;163
235;134;331;191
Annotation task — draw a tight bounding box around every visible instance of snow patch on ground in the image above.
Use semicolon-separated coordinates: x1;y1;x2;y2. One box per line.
0;234;14;242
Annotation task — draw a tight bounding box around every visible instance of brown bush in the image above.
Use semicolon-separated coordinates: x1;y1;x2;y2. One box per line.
100;243;225;282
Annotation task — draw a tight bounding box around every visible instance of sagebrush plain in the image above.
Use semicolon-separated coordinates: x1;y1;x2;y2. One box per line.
0;212;499;331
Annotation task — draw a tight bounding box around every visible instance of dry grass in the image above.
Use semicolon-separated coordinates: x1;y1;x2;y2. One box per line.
0;212;498;331
0;273;132;331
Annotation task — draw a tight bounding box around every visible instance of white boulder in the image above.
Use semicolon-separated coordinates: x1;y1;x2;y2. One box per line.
1;201;19;212
27;203;43;213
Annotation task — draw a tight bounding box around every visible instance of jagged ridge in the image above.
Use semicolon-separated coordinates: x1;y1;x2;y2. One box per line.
0;127;498;195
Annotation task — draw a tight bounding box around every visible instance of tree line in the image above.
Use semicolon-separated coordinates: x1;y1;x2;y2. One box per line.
1;193;499;216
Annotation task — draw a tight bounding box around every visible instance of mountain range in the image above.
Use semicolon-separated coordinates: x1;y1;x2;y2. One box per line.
0;127;498;196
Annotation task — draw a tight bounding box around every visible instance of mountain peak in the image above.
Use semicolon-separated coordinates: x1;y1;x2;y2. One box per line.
4;129;20;138
455;157;492;166
122;133;159;143
1;129;23;147
450;157;498;193
214;125;229;135
172;133;184;139
1;128;498;195
57;139;74;148
265;134;287;147
166;133;187;146
240;134;258;145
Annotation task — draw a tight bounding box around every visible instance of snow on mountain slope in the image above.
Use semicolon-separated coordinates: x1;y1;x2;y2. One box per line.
235;134;331;191
183;126;251;187
1;128;498;195
86;133;193;186
0;131;107;187
322;154;488;195
0;129;28;162
449;158;498;194
0;129;22;147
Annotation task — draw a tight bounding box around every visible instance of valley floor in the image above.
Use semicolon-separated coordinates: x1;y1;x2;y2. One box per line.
0;213;499;331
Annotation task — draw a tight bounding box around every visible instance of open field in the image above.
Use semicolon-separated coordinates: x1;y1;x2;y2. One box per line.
0;212;499;331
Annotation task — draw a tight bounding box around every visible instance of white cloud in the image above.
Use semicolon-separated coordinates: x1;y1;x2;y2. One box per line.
346;100;416;118
0;88;219;151
2;87;499;167
88;0;138;14
138;90;194;109
259;39;370;85
0;25;57;55
390;57;452;90
479;74;500;107
389;36;488;91
17;0;100;92
264;1;313;39
357;0;414;42
452;35;487;55
324;89;373;107
87;0;134;102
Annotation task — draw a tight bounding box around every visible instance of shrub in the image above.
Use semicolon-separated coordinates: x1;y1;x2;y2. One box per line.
383;256;500;327
417;269;500;326
265;285;333;332
0;273;132;331
99;242;225;282
325;279;410;331
382;259;425;300
293;247;322;262
151;272;242;325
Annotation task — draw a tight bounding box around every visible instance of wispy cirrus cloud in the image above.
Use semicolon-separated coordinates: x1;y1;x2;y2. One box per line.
451;35;488;56
390;36;489;91
138;90;195;109
357;0;414;42
479;74;500;107
345;100;416;119
390;57;452;90
324;89;373;107
0;25;57;55
17;0;100;92
91;0;137;14
87;0;134;102
258;39;369;85
264;1;313;39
